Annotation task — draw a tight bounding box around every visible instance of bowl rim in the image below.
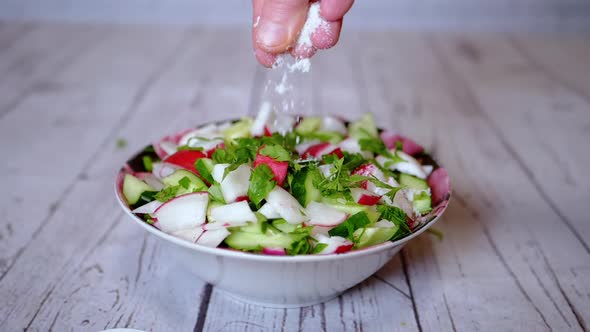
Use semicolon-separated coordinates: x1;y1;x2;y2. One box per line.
114;120;451;262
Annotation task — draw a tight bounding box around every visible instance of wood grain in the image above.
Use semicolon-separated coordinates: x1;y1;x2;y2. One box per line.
0;23;589;331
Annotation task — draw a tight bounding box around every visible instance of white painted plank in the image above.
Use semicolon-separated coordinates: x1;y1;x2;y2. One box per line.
357;31;589;331
428;34;590;328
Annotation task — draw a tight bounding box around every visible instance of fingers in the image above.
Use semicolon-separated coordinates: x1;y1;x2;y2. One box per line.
320;0;354;21
311;19;341;50
255;0;309;53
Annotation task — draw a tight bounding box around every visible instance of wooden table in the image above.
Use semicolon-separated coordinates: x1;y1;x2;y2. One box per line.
1;22;589;332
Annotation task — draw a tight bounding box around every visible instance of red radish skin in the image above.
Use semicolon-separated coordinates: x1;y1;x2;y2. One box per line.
262;247;287;256
235;196;250;202
264;126;273;137
164;150;207;175
380;131;424;156
357;194;381;206
302;143;343;159
253;152;288;186
352;164;378;189
206;143;225;158
335;244;354;254
427;168;451;205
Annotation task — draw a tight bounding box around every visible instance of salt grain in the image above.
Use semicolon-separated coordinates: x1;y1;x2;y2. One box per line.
295;2;328;50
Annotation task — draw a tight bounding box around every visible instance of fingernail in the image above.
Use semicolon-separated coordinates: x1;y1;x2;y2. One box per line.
258;21;288;48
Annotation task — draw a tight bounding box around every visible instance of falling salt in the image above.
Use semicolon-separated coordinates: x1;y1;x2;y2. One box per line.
295;2;328;51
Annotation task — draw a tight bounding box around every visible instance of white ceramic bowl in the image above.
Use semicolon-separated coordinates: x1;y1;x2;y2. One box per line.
115;124;451;308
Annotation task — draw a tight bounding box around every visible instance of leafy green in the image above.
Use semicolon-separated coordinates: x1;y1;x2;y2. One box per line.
259;144;291;161
207;183;225;204
116;138;127;149
178;176;191;189
248;164;277;207
154;186;180;202
359;136;390;157
194;159;214;184
177;145;204;151
329;212;371;240
287;237;311;255
311;243;328;254
377;205;411;241
142;155;153;172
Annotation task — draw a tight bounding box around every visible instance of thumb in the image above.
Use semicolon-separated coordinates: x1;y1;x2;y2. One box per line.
256;0;309;53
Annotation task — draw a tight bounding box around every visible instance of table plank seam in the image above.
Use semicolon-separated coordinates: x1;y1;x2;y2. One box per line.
22;284;56;332
371;275;411;299
538;246;588;331
452;194;554;330
507;37;590;106
401;250;424;332
427;34;590;254
0;23;37;56
0;27;192;284
193;284;213;332
442;293;459;332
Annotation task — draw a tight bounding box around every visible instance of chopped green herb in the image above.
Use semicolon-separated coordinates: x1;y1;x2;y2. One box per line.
178;176;191;189
248;164;277;207
177;145;204;151
116;138;127;149
377;205;411;241
195;159;214;184
287;237;311;255
154;186;180;202
312;243;329;254
259;144;291;161
329;212;371;240
207;183;225;204
142;155;153;172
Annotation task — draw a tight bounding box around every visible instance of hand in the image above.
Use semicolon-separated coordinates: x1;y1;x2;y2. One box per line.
252;0;354;67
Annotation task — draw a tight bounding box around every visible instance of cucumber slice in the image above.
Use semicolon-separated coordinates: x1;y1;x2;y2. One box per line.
123;174;156;205
223;118;253;141
224;231;305;250
291;167;322;207
349;113;378;139
412;191;432;214
162;169;208;194
322;198;380;223
296;117;321;134
353;225;398;249
272;219;298;233
399;173;429;190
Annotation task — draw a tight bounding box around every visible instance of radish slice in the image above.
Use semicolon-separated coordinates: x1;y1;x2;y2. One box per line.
196;228;230;247
253;151;288;186
172;227;204;243
380;131;424;156
350;188;381;206
178;124;221;145
262;247;286;256
132;200;163;214
135;173;164;191
318;164;333;179
258;203;280;219
427;168;451;205
374;220;396;228
423;165;434;177
210;201;257;225
314;234;353;255
159;141;177;156
321;116;347;135
306;202;348;227
251;102;274;137
295;140;321;155
311;225;334;237
379;151;427;179
153;192;209;233
393;190;415;219
152;162;180;180
220;164;251;203
212;163;230;183
266;186;308;225
202;222;232;231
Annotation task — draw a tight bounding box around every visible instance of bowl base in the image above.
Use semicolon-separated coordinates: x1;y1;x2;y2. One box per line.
217;289;343;308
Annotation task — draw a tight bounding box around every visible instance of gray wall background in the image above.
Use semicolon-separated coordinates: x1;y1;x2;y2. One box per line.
1;0;590;32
